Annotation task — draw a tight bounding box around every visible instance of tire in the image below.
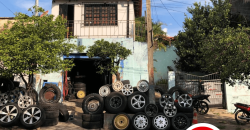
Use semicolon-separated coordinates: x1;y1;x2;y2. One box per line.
82;114;103;122
39;83;61;103
155;86;164;112
174;102;193;113
171;113;191;130
27;89;39;103
128;91;149;113
132;112;151;130
112;113;131;130
45;110;59;119
19;87;27;96
137;80;149;92
152;113;170;130
59;104;69;122
105;92;127;114
13;81;20;88
235;110;247;125
167;86;188;100
82;93;104;114
42;118;59;126
74;82;86;89
196;101;209;115
0;103;22;127
182;112;194;118
68;88;75;95
20;105;46;129
0;78;15;92
144;104;158;117
74;87;86;92
121;80;130;85
39;102;59;111
82;121;102;129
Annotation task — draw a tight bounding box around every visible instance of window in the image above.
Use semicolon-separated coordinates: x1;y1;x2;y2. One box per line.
84;4;117;26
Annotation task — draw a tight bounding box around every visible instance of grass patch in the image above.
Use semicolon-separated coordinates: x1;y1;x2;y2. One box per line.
217;125;226;129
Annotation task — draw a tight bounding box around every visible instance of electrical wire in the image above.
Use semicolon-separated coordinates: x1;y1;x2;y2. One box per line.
142;6;187;13
0;1;15;15
152;0;159;22
166;0;192;5
159;0;182;27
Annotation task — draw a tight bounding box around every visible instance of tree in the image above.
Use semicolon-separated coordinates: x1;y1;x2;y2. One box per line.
0;6;85;91
86;39;132;80
173;0;248;73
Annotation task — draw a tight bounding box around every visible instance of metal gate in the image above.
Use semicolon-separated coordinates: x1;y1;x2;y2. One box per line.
175;71;222;105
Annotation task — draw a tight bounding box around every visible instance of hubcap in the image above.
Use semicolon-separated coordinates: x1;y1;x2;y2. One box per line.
22;107;42;124
0;105;18;123
110;96;122;108
18;95;33;109
0;93;9;106
114;114;129;129
99;85;111;97
122;84;133;96
154;115;168;129
77;90;86;99
134;115;148;129
87;100;99;112
131;94;146;109
178;94;193;107
112;81;123;92
137;80;149;92
164;103;177;117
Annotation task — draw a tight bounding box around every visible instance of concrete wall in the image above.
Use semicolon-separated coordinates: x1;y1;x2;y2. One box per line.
230;0;250;21
225;79;250;113
52;1;135;38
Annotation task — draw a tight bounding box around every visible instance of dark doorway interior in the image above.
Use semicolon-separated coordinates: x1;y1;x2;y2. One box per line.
66;57;111;95
59;4;74;37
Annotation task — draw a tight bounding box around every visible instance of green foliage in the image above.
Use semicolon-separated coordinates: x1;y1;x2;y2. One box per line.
0;6;85;87
156;78;168;85
87;39;132;75
173;0;250;85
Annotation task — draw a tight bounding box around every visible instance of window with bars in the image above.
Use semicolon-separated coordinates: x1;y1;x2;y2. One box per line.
84;4;117;26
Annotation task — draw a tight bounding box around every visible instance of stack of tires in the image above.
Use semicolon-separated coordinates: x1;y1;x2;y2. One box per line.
74;75;86;99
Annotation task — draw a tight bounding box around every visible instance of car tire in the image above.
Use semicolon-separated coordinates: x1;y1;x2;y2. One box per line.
132;112;151;130
0;103;22;127
152;113;170;130
74;82;86;89
42;118;59;126
39;102;59;111
39;83;61;103
171;113;191;130
82;120;103;129
45;110;59;119
82;93;104;114
82;114;103;122
59;104;69;122
112;113;131;130
128;91;149;113
174;102;193;113
105;92;127;114
167;86;188;100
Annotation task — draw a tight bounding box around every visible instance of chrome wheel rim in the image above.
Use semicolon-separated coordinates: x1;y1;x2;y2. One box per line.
22;107;42;124
99;85;111;97
87;100;99;112
122;84;133;96
137;80;149;92
164;103;177;117
159;94;169;107
154;115;168;129
112;81;123;92
0;105;18;123
134;114;148;129
0;93;9;106
178;94;192;107
145;104;158;117
18;95;33;109
131;94;146;109
110;96;122;108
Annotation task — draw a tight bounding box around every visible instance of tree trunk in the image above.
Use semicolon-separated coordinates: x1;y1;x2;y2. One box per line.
116;72;120;81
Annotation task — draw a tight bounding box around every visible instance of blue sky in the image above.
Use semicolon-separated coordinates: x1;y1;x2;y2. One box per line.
0;0;210;36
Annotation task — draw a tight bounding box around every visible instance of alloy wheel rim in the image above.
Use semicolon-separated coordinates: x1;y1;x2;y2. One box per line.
164;103;177;117
174;116;188;129
131;94;146;109
122;84;133;96
137;81;149;92
154;115;168;129
22;107;42;124
110;96;122;108
114;114;129;129
99;85;110;97
178;94;193;107
18;95;33;109
0;105;18;123
134;115;148;129
0;93;9;106
112;81;123;91
145;104;158;117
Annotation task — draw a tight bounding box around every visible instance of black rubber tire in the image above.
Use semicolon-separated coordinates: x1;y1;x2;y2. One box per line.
39;83;61;103
74;82;86;89
42;118;59;126
82;121;102;129
27;88;39;103
59;103;69;122
0;78;15;92
45;110;59;119
182;112;194;118
112;113;131;130
167;86;189;100
0;103;22;127
128;91;149;113
121;80;130;85
74;87;86;92
82;93;104;114
132;112;151;130
82;114;103;122
174;102;193;113
20;105;46;129
12;81;20;88
39;102;59;111
68;88;75;95
171;113;191;130
144;103;158;117
105;92;127;114
196;100;209;115
152;113;170;130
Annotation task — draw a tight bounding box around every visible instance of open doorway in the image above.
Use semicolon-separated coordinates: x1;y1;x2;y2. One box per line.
59;4;74;38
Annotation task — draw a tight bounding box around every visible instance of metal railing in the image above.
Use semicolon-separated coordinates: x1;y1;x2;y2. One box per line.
65;20;136;39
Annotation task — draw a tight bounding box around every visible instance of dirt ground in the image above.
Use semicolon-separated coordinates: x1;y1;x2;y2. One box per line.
198;107;250;130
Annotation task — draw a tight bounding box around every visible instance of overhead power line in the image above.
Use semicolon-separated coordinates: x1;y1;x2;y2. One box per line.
0;1;14;15
159;0;182;28
166;0;193;5
142;6;187;13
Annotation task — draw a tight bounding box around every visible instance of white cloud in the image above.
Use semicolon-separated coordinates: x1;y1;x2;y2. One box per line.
162;28;167;33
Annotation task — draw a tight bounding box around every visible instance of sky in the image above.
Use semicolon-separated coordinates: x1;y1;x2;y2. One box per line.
0;0;210;37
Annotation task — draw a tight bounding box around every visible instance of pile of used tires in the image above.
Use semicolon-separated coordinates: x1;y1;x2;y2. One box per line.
81;80;194;130
66;76;86;100
0;81;69;129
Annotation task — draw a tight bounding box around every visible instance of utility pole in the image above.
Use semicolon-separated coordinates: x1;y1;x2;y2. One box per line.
35;0;39;16
146;0;154;85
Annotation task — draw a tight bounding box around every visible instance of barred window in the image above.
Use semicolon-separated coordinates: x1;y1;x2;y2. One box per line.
84;4;117;26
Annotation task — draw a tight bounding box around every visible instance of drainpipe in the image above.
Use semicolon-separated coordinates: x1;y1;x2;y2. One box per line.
126;0;129;38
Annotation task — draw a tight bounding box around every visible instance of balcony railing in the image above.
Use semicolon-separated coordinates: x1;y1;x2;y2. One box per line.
65;20;136;39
